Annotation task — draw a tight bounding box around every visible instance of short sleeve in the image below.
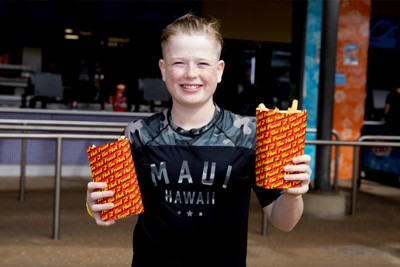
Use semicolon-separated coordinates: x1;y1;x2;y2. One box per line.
251;184;283;208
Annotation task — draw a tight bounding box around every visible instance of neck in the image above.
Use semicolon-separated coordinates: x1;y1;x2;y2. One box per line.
171;102;216;130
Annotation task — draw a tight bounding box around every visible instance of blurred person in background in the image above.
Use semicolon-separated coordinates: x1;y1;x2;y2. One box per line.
384;84;400;135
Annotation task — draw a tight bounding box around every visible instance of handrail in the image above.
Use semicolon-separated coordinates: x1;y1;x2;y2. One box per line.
352;135;400;216
0;123;126;202
0;118;128;127
0;133;119;240
261;128;340;236
305;128;340;191
0;125;124;132
2;132;400;239
308;138;400;217
0;133;119;140
357;135;400;142
0;121;340;184
261;137;400;236
2;123;341;199
1;122;342;238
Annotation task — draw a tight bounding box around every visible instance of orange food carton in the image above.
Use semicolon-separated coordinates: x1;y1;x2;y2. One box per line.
255;101;307;189
87;137;144;221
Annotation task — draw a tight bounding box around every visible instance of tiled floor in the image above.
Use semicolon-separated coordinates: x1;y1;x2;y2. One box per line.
0;176;399;267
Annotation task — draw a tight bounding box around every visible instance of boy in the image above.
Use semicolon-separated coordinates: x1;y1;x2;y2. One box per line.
87;13;311;267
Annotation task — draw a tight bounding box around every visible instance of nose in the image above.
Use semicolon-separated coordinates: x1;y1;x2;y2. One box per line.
185;64;198;79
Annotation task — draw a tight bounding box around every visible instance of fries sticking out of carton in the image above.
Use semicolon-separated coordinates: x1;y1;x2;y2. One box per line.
287;99;298;114
255;100;307;189
87;136;144;221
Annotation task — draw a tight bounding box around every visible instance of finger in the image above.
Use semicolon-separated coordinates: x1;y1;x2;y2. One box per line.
93;213;116;226
284;173;310;182
96;219;116;226
88;190;114;202
292;154;311;164
283;164;310;174
91;202;114;212
284;185;309;196
87;182;108;192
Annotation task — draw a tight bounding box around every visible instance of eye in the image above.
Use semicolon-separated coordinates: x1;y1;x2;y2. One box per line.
174;61;184;65
198;62;210;67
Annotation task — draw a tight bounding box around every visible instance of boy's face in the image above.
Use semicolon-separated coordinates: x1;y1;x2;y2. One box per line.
159;33;225;110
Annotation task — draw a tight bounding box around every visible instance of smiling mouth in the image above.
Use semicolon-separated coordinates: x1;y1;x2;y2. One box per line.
182;85;201;90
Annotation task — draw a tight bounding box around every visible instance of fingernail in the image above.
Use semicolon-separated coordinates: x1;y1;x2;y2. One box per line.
284;166;289;172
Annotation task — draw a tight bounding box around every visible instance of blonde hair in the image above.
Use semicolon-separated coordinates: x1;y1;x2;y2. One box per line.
160;13;224;58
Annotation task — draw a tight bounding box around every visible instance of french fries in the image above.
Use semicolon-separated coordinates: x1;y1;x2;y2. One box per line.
287;99;298;114
90;135;126;149
257;103;268;111
258;99;298;113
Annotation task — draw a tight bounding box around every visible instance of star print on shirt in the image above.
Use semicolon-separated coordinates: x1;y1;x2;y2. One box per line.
177;210;204;217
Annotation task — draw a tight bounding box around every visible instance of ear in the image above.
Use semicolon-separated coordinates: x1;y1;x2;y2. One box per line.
217;60;225;83
159;59;166;82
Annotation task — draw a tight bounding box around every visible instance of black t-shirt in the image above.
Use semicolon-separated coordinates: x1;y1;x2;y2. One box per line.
124;106;282;267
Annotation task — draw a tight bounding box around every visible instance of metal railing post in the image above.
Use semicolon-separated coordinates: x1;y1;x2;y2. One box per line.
19;128;27;201
53;137;62;240
332;129;340;192
351;145;360;216
261;213;268;236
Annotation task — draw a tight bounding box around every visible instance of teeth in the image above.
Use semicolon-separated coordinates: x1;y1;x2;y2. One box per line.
183;85;199;89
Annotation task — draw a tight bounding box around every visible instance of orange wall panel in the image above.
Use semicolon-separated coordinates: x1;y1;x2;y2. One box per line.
333;0;371;179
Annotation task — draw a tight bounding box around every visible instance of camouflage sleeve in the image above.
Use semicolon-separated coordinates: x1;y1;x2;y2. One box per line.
122;119;144;146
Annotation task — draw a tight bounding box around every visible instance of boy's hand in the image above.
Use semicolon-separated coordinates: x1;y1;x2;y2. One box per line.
86;182;115;226
282;155;312;198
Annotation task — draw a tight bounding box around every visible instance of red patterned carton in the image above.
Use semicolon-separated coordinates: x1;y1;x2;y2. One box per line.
255;107;308;189
87;137;144;221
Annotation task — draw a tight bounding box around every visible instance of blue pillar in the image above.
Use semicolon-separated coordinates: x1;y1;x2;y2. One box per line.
303;0;323;180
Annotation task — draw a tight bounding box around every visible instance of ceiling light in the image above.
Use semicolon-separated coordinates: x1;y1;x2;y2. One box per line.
108;37;130;43
65;34;79;40
80;31;92;36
